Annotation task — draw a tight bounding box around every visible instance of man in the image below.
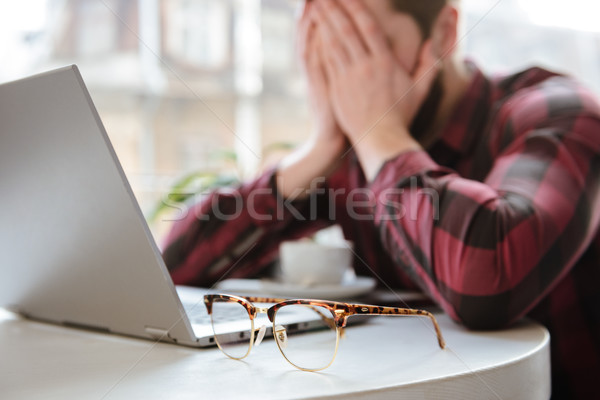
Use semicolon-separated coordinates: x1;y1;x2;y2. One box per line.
163;0;600;398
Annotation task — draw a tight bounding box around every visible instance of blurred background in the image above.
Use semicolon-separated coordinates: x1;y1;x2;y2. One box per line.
2;0;600;241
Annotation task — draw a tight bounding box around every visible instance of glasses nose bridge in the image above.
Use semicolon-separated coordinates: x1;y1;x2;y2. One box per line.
255;306;269;314
254;306;276;322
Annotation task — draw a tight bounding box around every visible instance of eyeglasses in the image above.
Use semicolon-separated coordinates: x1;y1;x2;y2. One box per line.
204;294;446;371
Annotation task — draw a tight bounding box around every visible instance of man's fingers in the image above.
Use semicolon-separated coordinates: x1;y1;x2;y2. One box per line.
306;25;326;86
315;25;338;87
313;1;349;71
413;40;441;99
314;0;366;62
338;0;389;55
296;3;315;63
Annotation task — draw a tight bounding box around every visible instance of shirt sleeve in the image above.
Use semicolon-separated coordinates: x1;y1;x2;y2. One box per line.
370;107;600;329
161;168;334;287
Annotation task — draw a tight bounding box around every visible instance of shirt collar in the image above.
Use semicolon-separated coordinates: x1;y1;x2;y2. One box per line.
434;61;492;158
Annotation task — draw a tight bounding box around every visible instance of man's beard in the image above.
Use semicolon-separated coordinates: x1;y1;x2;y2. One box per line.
409;72;444;145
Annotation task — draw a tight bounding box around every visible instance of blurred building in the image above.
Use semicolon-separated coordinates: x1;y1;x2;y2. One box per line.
1;0;310;236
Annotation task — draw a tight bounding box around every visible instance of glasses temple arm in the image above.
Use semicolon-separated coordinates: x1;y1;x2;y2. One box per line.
349;305;446;349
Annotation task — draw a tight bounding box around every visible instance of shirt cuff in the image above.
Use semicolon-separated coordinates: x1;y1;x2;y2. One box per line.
366;150;442;225
370;150;441;194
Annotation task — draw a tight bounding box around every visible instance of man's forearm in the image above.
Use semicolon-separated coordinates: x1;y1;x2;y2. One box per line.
276;135;346;198
351;125;422;181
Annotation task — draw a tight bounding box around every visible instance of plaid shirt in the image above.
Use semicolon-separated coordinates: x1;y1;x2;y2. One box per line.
163;63;600;398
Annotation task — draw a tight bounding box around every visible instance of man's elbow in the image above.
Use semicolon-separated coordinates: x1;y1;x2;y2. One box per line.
450;293;517;331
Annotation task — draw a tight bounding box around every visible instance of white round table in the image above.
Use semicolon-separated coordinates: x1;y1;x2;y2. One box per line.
0;308;550;399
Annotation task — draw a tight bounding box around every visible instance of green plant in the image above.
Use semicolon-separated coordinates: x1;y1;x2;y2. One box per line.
147;142;296;223
147;170;240;223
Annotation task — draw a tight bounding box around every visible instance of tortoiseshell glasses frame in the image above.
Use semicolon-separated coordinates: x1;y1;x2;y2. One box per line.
204;294;446;372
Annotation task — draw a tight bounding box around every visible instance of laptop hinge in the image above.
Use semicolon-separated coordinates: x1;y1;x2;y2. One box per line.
145;326;172;341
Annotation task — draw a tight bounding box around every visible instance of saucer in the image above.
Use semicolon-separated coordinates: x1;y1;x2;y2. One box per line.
260;277;376;300
216;277;377;300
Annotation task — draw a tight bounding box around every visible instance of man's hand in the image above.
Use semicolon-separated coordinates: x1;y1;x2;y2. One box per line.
313;0;440;180
275;2;348;198
297;2;346;148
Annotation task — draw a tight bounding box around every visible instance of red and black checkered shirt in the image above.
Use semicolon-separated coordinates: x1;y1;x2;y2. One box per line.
163;63;600;398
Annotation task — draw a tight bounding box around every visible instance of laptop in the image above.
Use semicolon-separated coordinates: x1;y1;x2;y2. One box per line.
0;66;320;347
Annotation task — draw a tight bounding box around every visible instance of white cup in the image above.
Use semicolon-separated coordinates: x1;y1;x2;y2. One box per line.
279;240;354;286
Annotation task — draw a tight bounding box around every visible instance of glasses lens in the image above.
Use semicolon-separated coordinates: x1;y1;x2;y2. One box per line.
273;304;338;371
211;298;253;359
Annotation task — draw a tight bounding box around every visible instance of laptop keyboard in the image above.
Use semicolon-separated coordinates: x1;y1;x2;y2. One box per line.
183;302;211;325
183;302;253;325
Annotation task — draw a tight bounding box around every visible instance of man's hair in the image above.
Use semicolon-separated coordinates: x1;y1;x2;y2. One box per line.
390;0;449;38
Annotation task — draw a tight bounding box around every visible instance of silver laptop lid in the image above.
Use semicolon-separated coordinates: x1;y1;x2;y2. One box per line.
0;66;200;346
